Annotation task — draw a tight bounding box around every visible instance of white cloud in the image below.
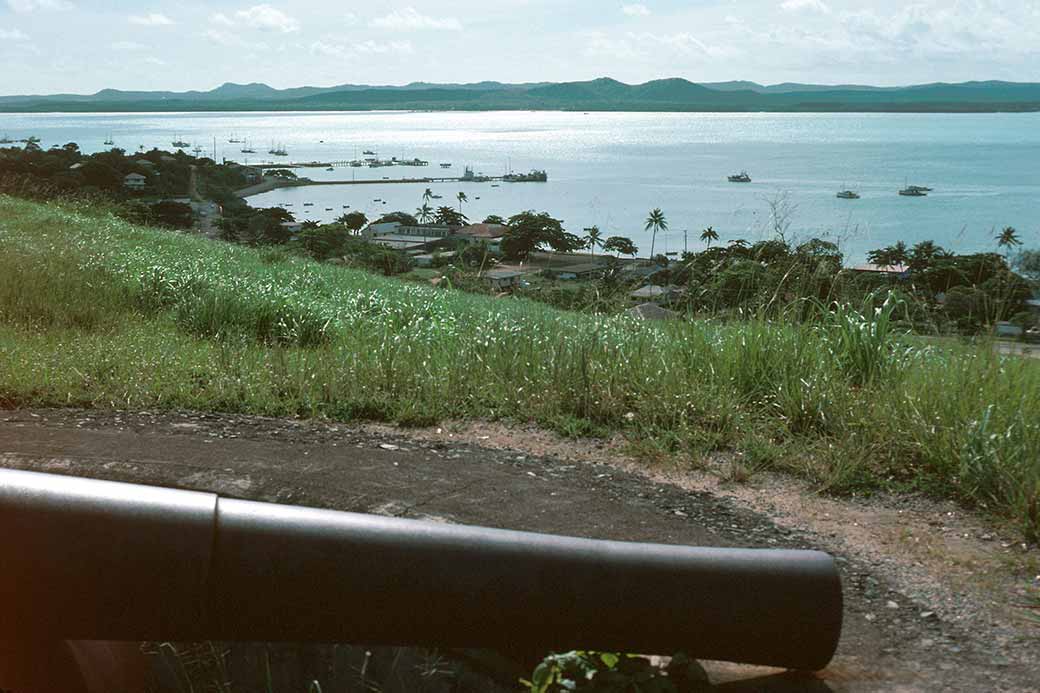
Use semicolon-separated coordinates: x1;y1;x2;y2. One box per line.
311;39;414;58
627;31;736;59
780;0;831;13
621;4;650;17
369;7;462;31
6;0;71;13
0;28;29;40
144;56;167;66
355;39;414;54
202;28;270;50
217;4;299;33
111;40;147;51
129;13;174;26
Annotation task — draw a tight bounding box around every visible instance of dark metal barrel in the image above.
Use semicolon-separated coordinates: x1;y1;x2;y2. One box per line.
0;468;843;670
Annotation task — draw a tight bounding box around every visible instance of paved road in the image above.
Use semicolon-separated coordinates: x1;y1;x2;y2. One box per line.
1;409;1036;691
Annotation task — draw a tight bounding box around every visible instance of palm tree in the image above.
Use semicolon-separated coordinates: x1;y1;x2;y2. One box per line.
584;226;603;256
997;226;1022;257
422;188;433;204
644;208;667;259
416;203;433;224
457;191;468;215
700;226;719;249
891;241;909;267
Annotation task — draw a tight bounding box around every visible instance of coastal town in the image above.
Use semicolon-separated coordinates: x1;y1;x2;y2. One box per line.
2;139;1036;341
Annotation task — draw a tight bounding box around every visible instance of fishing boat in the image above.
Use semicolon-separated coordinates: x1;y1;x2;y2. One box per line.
228;134;244;143
727;171;752;183
240;141;256;153
906;185;932;193
899;186;927;197
103;134;114;146
269;143;288;157
303;202;314;207
172;137;190;148
342;205;350;208
325;207;333;211
439;163;451;168
836;190;860;199
191;144;204;156
363;149;376;156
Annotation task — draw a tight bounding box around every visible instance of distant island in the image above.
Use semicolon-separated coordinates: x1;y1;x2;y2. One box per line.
3;77;1040;113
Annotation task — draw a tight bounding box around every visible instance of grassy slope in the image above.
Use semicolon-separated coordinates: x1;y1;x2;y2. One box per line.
0;196;1037;537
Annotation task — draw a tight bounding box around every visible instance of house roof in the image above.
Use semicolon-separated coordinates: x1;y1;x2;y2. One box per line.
124;173;146;181
485;269;524;280
456;223;509;239
549;263;607;275
627;303;680;321
629;285;674;299
851;263;908;274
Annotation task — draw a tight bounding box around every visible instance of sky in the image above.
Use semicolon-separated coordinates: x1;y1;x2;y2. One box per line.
1;0;1039;94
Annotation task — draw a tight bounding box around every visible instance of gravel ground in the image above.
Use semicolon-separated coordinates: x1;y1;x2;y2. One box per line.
1;408;1037;691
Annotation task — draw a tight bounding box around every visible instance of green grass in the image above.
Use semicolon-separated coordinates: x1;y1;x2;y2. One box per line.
1;195;1039;539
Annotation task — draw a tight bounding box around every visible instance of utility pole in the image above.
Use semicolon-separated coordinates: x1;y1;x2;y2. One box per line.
683;229;688;254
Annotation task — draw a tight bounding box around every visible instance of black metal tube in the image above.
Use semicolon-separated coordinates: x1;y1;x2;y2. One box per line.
0;469;842;670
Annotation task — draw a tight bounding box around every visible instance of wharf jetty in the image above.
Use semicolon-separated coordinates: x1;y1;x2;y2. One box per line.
236;167;548;198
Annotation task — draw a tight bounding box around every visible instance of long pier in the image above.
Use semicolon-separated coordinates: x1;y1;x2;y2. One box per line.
236;174;545;198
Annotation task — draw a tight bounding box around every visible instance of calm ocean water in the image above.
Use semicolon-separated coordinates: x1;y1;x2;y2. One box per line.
2;110;1037;261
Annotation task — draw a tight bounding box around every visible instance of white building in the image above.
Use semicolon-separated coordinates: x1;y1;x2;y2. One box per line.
123;173;146;191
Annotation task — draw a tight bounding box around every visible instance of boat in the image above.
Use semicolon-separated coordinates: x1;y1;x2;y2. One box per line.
440;163;452;168
303;202;314;207
325;167;334;172
899;186;927;197
491;184;499;188
342;205;350;208
172;138;190;148
269;143;288;157
502;170;548;183
363;150;376;156
0;134;13;144
728;171;752;183
325;207;333;211
103;135;114;146
191;144;203;156
431;194;443;199
836;190;860;199
906;185;932;193
228;134;244;143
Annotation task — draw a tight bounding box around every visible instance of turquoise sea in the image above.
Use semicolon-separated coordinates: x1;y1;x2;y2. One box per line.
2;110;1037;261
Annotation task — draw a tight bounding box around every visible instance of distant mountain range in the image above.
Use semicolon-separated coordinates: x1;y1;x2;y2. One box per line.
3;78;1039;113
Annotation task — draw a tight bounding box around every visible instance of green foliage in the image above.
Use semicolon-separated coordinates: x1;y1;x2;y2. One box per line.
603;236;638;258
375;211;418;226
336;211;368;232
522;651;708;693
434;205;467;226
2;196;1040;539
150;200;194;229
502;211;584;260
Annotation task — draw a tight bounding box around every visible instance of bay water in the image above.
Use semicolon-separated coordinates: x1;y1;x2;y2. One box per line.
2;110;1037;261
